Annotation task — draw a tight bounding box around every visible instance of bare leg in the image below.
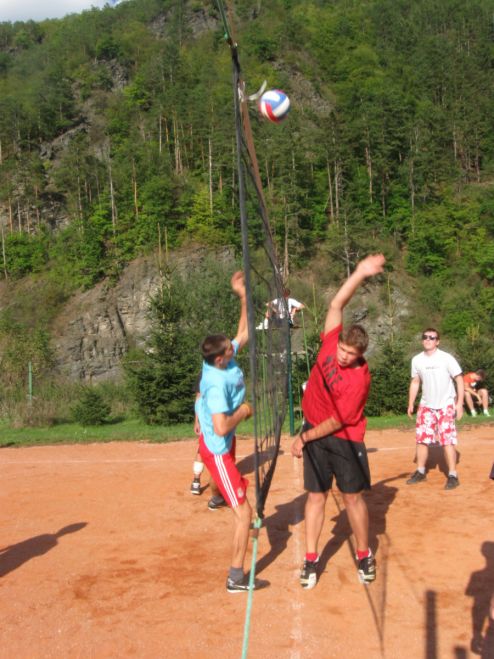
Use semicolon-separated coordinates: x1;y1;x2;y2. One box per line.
464;391;475;413
230;499;252;569
304;491;328;554
416;443;429;470
479;388;489;410
341;492;369;553
443;444;457;473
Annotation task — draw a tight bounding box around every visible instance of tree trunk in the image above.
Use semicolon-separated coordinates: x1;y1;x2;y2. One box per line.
208;136;213;215
132;159;139;220
108;159;117;236
327;158;334;224
0;221;7;280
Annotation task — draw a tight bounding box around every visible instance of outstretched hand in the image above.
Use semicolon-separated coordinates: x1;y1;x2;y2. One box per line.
231;271;246;297
356;253;386;279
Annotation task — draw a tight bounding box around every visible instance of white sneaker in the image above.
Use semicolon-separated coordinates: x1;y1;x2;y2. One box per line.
471;409;477;417
484;410;490;417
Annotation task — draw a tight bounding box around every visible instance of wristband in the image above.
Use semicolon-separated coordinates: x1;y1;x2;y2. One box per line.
300;434;307;445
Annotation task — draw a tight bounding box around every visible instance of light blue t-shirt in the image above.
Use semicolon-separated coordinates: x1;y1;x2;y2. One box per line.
196;340;246;455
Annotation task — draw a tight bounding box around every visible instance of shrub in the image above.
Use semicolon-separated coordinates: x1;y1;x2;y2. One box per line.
71;388;111;426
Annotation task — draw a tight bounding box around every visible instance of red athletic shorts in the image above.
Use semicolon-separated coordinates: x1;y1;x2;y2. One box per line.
198;434;249;508
415;404;458;446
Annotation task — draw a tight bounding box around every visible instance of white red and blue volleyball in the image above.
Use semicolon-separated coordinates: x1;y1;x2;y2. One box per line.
258;89;290;123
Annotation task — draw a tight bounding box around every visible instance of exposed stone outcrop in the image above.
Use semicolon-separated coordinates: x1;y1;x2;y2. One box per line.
52;256;161;382
51;246;236;383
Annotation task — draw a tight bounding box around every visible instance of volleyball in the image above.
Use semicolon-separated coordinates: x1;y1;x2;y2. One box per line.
258;89;290;123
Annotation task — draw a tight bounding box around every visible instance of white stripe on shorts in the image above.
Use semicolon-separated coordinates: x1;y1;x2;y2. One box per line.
214;453;239;507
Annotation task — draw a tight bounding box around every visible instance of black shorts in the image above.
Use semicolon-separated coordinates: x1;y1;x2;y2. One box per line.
303;432;371;494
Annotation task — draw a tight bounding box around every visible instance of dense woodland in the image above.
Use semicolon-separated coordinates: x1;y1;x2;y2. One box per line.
1;0;494;423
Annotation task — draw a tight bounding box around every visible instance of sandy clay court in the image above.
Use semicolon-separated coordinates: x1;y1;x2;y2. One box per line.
1;425;493;659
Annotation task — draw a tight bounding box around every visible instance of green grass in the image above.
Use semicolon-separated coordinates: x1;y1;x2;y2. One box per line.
0;418;195;448
0;412;491;448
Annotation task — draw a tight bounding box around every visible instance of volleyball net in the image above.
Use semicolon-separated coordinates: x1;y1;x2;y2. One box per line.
217;0;290;520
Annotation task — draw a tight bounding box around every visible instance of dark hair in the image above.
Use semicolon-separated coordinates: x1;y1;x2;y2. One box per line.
476;369;486;380
201;334;229;365
339;324;369;354
423;327;440;339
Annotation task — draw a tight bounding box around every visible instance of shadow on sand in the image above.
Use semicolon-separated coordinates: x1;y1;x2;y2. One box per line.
0;523;88;578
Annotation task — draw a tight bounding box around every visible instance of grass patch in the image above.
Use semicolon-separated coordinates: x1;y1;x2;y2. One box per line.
0;412;492;448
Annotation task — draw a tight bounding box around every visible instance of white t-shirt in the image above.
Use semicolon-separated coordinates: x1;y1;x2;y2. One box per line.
411;349;462;409
270;297;303;319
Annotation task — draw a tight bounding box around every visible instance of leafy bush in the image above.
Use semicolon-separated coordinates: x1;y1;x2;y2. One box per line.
365;339;410;417
71;388;111;426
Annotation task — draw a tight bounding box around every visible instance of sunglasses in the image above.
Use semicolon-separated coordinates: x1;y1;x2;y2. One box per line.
422;334;438;341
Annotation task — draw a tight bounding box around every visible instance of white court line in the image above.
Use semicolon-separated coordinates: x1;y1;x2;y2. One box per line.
1;437;490;466
289;455;305;659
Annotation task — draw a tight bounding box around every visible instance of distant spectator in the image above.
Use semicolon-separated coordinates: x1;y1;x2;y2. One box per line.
463;369;490;417
406;328;464;490
267;289;305;328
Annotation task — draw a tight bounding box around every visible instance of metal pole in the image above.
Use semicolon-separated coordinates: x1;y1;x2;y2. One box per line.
28;361;33;406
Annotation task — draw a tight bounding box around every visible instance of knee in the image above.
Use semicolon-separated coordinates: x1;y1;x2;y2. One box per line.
306;491;327;510
235;499;252;523
341;492;362;508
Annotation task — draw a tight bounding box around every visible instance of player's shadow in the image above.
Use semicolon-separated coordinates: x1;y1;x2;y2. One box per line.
465;541;494;656
318;473;406;576
413;445;461;477
0;523;87;578
236;447;284;475
255;493;306;575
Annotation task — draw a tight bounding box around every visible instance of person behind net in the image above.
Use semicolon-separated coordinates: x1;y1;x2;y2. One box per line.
190;374;227;509
266;288;305;328
406;328;464;490
291;254;386;590
463;369;490;417
196;271;258;592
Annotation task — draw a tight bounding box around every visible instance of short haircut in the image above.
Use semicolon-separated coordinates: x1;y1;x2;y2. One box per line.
476;369;486;380
339;324;369;354
201;334;229;365
423;327;440;339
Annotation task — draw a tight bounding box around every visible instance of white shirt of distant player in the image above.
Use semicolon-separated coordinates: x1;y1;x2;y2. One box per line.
270;297;303;319
411;348;462;409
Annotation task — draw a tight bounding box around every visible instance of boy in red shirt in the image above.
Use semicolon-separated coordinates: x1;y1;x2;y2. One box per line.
291;253;385;589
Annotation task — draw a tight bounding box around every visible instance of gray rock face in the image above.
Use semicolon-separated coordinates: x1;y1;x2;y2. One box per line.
52;257;161;382
51;246;235;383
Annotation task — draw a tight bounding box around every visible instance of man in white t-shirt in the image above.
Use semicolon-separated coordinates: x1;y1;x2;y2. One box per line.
267;289;305;327
406;328;464;490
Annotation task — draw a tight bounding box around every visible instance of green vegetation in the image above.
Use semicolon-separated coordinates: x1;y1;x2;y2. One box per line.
1;412;491;448
71;388;111;425
1;0;494;432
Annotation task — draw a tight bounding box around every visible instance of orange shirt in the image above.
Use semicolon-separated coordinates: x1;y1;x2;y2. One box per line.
463;372;478;389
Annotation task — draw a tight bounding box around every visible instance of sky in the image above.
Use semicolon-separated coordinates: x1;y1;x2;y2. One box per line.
0;0;120;23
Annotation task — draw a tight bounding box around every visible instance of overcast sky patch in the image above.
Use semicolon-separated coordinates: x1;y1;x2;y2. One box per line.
0;0;120;23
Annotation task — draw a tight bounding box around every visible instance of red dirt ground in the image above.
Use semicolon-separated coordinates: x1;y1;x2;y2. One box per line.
1;426;493;658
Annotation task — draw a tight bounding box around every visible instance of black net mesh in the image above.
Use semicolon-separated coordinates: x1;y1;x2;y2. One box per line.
219;2;290;518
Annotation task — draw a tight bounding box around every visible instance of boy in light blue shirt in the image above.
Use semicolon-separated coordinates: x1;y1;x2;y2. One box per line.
196;271;257;592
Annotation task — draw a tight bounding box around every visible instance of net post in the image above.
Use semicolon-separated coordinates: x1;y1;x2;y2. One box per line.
241;516;263;659
287;330;295;436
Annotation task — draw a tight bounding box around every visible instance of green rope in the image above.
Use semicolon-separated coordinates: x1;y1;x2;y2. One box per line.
241;516;262;659
215;0;234;45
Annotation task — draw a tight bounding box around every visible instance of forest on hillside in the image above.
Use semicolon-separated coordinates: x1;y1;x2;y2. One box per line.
1;0;494;423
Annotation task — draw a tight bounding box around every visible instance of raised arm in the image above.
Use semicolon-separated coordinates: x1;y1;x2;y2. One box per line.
231;271;248;351
324;254;386;335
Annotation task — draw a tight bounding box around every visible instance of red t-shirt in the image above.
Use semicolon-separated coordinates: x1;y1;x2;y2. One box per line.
302;324;370;442
463;372;478;389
